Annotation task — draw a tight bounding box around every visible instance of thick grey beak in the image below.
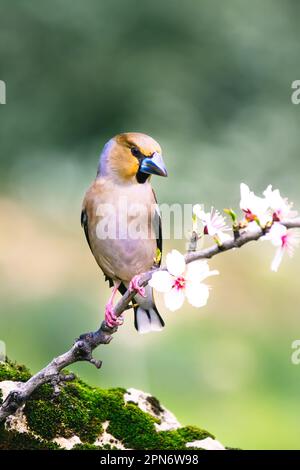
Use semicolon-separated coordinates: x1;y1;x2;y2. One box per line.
140;152;168;177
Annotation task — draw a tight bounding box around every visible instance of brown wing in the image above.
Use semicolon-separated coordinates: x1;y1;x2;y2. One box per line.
81;199;115;288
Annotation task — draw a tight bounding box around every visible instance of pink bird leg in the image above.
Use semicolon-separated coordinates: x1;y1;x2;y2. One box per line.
129;274;146;297
104;282;123;328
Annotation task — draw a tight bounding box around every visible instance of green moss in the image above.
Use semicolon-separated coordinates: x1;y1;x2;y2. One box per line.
25;382;104;443
72;443;100;450
0;359;31;382
73;443;120;450
177;425;214;441
108;402;160;449
0;360;218;450
0;423;60;450
155;426;214;450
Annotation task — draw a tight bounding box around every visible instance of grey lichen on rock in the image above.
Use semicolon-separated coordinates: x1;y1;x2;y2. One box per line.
0;360;225;450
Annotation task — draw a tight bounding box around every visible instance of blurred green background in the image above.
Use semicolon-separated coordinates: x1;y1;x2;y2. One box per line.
1;0;300;449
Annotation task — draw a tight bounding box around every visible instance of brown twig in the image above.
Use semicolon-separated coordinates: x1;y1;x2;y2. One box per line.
0;217;299;423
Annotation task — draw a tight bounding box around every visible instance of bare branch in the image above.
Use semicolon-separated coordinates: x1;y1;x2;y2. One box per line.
1;217;299;423
186;218;300;263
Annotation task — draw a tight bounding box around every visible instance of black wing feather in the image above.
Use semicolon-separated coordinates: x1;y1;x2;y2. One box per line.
81;209;92;251
152;189;162;266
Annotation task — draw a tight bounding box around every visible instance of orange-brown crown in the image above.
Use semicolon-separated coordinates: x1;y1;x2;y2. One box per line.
99;132;162;181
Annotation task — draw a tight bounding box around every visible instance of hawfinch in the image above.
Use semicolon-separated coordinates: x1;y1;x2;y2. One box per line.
81;132;168;333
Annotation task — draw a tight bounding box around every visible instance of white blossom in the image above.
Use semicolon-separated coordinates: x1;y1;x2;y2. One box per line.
263;222;300;272
149;249;219;311
193;205;231;243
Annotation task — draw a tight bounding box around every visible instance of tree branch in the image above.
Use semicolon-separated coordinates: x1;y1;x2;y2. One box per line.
1;217;299;423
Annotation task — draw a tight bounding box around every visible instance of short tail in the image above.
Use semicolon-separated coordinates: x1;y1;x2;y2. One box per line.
133;285;165;334
134;304;165;334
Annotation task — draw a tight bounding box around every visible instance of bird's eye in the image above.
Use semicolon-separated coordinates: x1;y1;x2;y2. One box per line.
131;147;140;158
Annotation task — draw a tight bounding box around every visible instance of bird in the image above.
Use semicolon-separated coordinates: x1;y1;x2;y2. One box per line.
81;132;168;333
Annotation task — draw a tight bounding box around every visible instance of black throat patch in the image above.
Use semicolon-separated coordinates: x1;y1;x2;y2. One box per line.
136;170;150;184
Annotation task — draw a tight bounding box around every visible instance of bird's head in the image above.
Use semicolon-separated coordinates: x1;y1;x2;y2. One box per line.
98;132;168;183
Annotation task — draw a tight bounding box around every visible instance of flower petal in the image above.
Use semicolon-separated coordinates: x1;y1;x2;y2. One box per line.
166;249;186;277
240;182;272;225
240;183;251;210
284;229;300;257
193;204;204;219
217;231;231;243
149;271;173;293
186;261;219;282
164;289;185;311
264;222;287;247
194;205;229;238
271;247;284;272
263;185;297;220
186;260;209;281
185;282;210;308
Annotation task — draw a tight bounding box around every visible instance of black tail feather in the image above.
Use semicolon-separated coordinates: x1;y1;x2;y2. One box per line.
134;304;165;333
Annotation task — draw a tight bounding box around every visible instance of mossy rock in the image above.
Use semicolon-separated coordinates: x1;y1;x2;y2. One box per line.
0;359;224;450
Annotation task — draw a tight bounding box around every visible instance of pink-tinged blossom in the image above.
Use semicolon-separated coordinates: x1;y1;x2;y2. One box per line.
240;183;271;227
263;185;297;221
263;222;300;272
193;205;231;243
149;249;219;311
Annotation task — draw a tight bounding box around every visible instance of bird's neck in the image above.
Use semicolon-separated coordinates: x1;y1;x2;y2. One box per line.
96;172;144;188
